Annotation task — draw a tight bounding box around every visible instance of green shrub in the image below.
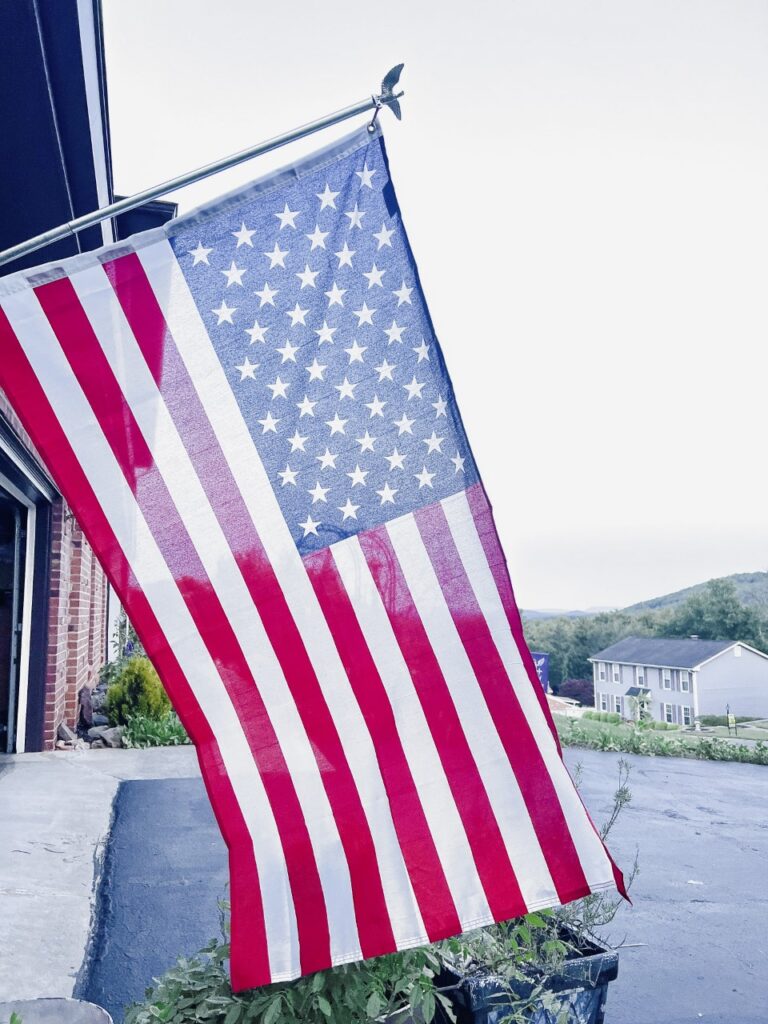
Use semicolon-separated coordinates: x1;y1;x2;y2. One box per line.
558;716;768;765
105;655;170;726
582;710;621;723
123;711;190;748
699;715;754;727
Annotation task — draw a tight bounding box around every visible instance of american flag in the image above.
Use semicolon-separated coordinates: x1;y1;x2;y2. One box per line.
0;126;624;990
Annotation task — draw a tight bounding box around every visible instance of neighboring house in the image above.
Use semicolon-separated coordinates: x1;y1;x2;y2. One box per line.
589;636;768;726
0;1;175;751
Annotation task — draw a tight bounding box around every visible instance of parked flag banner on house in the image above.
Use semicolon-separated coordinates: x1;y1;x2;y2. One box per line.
531;652;550;691
0;126;625;990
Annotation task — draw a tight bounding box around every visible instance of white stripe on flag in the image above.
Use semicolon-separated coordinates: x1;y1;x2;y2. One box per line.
0;285;300;979
440;490;616;888
69;263;362;963
137;240;425;949
331;534;492;931
385;514;560;909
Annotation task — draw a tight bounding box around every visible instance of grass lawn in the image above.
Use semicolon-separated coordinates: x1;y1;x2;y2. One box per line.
700;722;768;741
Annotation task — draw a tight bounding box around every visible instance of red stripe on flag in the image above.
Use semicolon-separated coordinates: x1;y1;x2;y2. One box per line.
105;252;395;960
465;484;561;749
414;502;592;904
358;526;528;922
465;485;628;900
33;277;332;975
304;546;462;941
0;303;271;989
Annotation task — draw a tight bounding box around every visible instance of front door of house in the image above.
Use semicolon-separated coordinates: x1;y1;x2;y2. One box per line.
0;492;26;753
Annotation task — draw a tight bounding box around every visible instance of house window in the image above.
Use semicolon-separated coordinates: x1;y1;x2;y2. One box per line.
598;663;606;682
612;664;621;683
599;693;609;712
662;669;672;690
614;695;623;715
680;670;690;692
636;666;645;686
664;703;674;724
682;706;692;726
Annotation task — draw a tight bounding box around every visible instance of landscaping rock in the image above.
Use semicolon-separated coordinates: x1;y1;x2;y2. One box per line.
102;726;124;749
78;686;94;729
92;712;109;726
90;739;106;749
88;725;110;741
57;722;78;745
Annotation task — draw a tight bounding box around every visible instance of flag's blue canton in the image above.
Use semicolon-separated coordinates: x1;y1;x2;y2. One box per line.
171;134;478;554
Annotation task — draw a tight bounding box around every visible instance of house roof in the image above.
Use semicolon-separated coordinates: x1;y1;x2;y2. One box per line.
590;636;739;669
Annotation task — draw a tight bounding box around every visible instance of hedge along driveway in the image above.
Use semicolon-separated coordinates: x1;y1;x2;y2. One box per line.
554;715;768;765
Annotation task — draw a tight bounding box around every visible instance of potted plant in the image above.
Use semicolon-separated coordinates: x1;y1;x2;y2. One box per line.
437;761;635;1024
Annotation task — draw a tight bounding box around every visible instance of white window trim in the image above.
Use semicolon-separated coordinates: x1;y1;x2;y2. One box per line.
662;669;672;690
682;706;692;726
614;695;623;715
599;693;609;712
598;663;606;681
612;663;621;683
680;670;690;692
664;702;674;724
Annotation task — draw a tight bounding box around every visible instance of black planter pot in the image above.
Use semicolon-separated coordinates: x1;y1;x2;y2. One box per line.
441;936;619;1024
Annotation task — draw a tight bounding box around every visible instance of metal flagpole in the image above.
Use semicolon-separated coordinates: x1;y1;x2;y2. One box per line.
0;65;404;270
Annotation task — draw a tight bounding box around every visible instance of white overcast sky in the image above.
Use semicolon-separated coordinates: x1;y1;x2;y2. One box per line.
103;0;768;611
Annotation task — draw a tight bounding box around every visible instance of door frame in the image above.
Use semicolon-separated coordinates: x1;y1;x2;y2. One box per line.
0;419;56;752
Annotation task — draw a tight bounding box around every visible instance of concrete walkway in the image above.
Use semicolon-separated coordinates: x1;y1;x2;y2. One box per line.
0;747;199;1001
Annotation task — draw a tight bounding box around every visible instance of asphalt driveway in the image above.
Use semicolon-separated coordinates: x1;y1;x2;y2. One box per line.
77;748;768;1024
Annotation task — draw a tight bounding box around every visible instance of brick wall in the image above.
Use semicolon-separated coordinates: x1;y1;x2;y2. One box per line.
0;389;110;749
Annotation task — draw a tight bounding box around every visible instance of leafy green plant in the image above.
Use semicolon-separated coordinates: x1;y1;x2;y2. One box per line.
105;655;170;726
99;609;146;689
123;711;190;748
557;716;768;765
125;899;457;1024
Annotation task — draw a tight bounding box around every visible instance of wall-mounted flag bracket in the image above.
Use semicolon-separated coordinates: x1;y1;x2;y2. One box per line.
0;64;406;270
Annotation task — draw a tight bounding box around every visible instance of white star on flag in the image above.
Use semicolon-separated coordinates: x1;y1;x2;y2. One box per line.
232;223;255;247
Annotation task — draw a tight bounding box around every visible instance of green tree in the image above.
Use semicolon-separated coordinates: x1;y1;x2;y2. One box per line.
662;578;768;649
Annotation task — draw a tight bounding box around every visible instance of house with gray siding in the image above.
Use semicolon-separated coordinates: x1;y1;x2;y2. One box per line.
589;636;768;725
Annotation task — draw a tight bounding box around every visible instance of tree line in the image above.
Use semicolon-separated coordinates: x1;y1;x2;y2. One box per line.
523;578;768;693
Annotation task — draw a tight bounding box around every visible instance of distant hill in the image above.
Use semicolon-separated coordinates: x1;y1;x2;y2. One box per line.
522;571;768;622
522;607;616;621
626;571;768;613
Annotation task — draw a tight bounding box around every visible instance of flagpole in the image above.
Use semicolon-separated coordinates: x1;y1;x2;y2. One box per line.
0;65;404;270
